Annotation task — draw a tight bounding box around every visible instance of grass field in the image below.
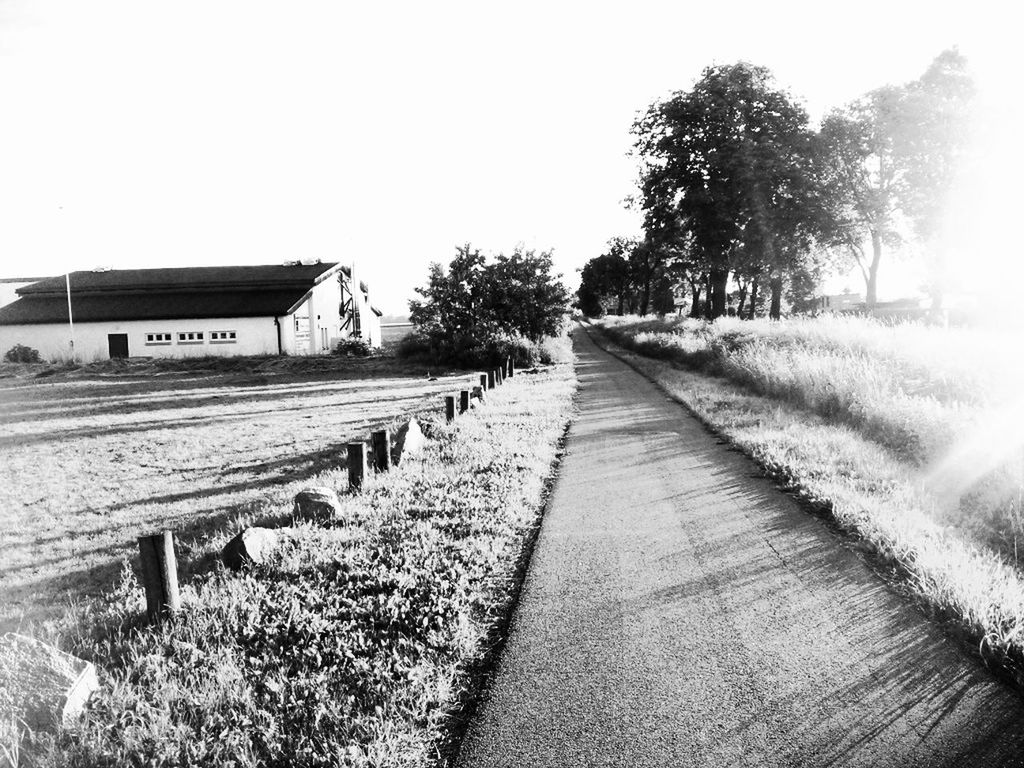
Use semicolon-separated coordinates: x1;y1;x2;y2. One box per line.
1;350;577;766
591;315;1024;686
0;355;481;632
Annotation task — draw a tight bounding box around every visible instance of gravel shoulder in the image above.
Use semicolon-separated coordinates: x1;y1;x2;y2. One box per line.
455;325;1024;768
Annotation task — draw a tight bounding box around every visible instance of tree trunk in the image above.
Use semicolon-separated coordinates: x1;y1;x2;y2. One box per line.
769;274;783;320
867;230;882;308
616;290;625;316
709;267;729;319
748;276;759;319
704;273;713;319
688;278;702;318
640;277;651;316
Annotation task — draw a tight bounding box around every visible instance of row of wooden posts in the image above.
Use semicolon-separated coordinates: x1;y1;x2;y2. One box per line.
136;355;516;624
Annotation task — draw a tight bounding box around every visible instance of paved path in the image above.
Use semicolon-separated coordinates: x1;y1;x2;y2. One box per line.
456;327;1024;768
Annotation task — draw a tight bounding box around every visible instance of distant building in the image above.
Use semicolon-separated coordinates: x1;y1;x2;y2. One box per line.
811;292;863;313
378;315;415;345
865;297;928;322
0;262;382;361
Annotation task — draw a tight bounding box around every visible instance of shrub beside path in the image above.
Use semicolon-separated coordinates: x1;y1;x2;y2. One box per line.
455;327;1024;768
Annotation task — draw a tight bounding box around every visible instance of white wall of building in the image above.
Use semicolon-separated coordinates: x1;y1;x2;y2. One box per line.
356;292;382;348
0;264;383;361
283;269;382;353
0;316;281;362
304;270;343;354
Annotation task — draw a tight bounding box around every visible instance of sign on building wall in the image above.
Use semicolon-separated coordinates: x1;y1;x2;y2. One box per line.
294;315;310;345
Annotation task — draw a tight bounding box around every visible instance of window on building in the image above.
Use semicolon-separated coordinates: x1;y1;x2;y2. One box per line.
209;330;237;343
177;331;205;343
145;332;172;345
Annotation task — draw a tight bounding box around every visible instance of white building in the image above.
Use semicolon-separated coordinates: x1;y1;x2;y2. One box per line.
811;292;863;313
0;261;382;362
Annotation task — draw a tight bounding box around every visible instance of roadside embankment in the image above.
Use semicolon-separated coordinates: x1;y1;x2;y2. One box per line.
6;362;576;768
588;317;1024;690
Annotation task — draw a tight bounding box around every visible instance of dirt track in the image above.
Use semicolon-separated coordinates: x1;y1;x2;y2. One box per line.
456;326;1024;767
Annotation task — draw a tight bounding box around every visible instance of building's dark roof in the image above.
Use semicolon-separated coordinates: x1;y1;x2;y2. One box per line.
0;276;50;284
0;291;322;324
0;263;351;325
19;263;338;295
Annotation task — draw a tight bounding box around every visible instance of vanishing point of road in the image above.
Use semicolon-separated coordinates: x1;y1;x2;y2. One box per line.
456;326;1024;768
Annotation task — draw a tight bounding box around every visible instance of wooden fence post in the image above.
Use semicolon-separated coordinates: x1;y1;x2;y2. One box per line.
507;356;514;378
348;442;367;490
459;389;470;413
487;370;496;389
371;429;391;472
445;395;457;422
137;531;181;623
495;367;503;386
479;373;488;391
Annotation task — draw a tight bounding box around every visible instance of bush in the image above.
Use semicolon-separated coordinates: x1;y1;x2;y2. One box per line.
394;331;435;363
4;344;41;363
334;338;371;357
406;244;571;369
394;329;565;369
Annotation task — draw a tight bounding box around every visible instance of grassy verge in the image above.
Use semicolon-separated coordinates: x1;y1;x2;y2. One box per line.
5;363;577;767
587;319;1024;688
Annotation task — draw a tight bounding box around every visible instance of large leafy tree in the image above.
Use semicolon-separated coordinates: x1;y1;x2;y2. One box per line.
486;247;571;341
820;49;973;307
819;87;909;307
898;49;975;306
577;237;637;316
410;244;570;361
409;244;490;340
634;62;821;318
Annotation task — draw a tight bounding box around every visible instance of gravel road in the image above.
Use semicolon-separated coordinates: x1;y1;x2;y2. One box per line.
455;326;1024;767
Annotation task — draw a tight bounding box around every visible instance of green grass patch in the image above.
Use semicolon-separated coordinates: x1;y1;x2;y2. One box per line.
4;363;576;766
588;319;1024;689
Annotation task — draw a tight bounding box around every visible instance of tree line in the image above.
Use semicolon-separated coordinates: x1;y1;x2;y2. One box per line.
578;49;974;319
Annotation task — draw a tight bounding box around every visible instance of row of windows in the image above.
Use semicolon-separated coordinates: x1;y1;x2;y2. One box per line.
145;331;237;345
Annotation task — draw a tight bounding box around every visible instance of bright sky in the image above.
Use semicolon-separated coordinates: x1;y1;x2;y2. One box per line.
0;1;1018;313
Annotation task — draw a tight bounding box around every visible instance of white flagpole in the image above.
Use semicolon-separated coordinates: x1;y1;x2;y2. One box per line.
65;271;75;357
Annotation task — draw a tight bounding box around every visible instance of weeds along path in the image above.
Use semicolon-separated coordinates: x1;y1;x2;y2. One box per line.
10;362;577;766
456;326;1024;768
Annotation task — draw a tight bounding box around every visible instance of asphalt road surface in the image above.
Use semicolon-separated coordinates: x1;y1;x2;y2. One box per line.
456;326;1024;768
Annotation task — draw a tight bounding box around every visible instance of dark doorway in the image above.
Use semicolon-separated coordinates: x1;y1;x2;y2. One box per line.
108;333;129;359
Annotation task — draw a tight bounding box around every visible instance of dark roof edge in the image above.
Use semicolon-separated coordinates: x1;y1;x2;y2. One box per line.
286;290;314;316
312;262;344;287
0;312;292;327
